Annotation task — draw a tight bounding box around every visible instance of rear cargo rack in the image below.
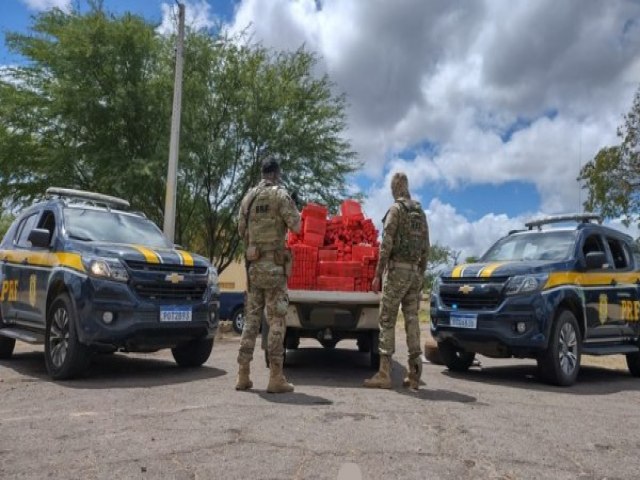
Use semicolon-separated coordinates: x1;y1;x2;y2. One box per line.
46;187;130;210
525;213;602;230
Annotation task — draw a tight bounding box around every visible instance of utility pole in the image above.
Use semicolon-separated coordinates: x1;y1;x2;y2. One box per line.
163;2;185;243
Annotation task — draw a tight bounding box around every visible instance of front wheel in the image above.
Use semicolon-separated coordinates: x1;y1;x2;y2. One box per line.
438;341;476;372
626;351;640;377
0;336;16;359
172;338;213;367
537;309;581;386
45;293;91;380
231;308;245;334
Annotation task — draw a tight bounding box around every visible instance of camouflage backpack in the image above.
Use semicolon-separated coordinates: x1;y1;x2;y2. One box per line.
246;185;285;250
390;200;428;263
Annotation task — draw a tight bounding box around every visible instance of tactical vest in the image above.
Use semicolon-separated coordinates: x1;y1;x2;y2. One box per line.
389;200;427;263
246;184;285;251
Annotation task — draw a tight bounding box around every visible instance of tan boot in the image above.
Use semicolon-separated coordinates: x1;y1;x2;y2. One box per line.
266;358;294;393
364;355;392;389
402;356;422;390
235;363;253;391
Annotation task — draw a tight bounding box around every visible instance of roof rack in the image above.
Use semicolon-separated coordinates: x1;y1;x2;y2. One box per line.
525;213;602;230
46;187;130;209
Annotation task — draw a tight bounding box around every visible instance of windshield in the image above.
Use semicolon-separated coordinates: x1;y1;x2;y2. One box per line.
482;231;576;262
63;208;171;249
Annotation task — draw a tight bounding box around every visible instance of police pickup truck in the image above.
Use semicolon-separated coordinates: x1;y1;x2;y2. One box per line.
431;214;640;386
0;188;219;379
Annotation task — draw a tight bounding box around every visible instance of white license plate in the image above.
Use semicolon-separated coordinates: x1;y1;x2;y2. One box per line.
160;307;192;322
449;313;477;329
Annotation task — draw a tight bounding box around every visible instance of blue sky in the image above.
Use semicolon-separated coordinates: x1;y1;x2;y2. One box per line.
2;0;640;257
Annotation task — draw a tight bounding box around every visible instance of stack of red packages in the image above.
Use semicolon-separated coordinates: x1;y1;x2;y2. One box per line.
287;200;380;292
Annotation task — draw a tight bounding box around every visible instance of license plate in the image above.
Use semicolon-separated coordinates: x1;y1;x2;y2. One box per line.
160;306;192;322
449;313;477;329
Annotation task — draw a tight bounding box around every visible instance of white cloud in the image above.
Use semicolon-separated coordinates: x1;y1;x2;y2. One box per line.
157;0;217;35
21;0;70;11
229;0;640;235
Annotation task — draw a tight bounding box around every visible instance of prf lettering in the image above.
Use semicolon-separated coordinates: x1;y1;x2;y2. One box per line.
621;300;640;322
0;280;18;302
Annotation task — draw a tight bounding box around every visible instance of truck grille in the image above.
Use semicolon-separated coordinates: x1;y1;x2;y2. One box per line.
439;293;502;310
438;277;507;310
134;283;207;301
125;260;207;275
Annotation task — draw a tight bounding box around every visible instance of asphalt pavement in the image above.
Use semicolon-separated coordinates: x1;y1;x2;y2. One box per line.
1;326;640;480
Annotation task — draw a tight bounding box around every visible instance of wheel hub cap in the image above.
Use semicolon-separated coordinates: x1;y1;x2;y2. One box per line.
558;323;578;376
49;308;69;368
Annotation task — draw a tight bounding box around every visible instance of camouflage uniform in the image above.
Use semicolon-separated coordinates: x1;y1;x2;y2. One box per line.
237;179;301;369
365;193;429;389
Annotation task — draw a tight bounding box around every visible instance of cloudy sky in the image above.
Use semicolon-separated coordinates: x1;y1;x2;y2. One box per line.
2;0;640;258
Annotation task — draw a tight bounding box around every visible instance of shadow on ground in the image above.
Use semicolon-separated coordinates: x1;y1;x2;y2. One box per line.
440;359;640;395
1;351;226;389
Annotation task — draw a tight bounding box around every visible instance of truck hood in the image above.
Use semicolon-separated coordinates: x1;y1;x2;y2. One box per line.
441;260;572;279
67;241;210;269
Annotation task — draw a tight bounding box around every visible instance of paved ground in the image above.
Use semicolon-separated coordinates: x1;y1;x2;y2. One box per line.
1;326;640;480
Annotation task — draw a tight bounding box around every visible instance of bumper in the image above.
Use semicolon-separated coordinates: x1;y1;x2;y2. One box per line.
430;292;550;358
72;277;219;351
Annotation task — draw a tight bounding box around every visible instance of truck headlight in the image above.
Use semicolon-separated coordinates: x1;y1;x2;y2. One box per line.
84;257;129;282
504;274;548;296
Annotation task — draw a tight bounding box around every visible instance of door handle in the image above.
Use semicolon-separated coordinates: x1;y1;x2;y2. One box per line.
21;258;28;265
610;279;617;286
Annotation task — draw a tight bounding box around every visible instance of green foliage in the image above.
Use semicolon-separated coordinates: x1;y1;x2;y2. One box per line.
579;86;640;225
0;212;14;240
0;6;357;271
465;255;479;263
424;244;455;290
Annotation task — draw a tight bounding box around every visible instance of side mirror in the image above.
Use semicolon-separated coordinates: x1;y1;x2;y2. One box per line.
28;228;52;248
585;251;606;270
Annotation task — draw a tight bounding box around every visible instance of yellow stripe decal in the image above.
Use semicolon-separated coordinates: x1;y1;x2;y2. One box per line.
545;271;640;289
451;264;469;278
132;245;161;264
0;250;85;272
479;262;506;278
177;250;194;267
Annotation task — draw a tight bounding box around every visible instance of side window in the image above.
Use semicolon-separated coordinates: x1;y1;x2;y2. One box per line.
630;241;640;270
37;210;56;245
15;213;40;248
606;238;630;270
582;234;605;256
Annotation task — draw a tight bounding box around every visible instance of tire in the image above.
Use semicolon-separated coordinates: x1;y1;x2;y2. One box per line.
231;308;245;335
537;309;581;386
438;341;476;372
171;337;214;367
357;336;370;353
626;351;640;377
285;333;300;350
45;293;91;380
320;339;338;349
370;332;380;369
0;336;16;359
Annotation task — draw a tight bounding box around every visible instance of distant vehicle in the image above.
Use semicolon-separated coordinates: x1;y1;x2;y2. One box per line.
219;291;245;334
0;188;219;379
431;213;640;386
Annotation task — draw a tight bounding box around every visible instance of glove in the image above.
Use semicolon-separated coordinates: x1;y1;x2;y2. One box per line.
290;190;302;208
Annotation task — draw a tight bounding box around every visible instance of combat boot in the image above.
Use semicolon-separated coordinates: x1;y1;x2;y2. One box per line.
266;358;294;393
363;355;392;389
402;356;422;390
235;363;253;391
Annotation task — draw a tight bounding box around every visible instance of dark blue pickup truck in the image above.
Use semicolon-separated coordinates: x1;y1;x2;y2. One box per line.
219;291;245;333
431;213;640;386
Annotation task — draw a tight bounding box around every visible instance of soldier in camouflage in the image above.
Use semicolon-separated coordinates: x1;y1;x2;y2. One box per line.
236;158;301;393
364;172;430;390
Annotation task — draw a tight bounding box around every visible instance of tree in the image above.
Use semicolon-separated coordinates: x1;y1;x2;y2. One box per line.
425;244;455;290
0;6;357;271
465;255;479;263
580;86;640;225
0;212;13;240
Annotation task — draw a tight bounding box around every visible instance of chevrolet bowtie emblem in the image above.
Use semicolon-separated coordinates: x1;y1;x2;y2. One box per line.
458;284;474;294
165;273;185;284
